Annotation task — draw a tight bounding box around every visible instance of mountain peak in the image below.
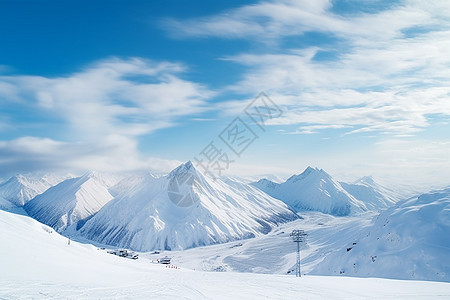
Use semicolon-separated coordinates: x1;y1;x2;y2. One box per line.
5;174;27;185
287;166;323;182
253;178;279;190
80;171;98;180
169;161;200;178
256;178;273;184
305;166;316;172
74;172;122;190
357;176;375;185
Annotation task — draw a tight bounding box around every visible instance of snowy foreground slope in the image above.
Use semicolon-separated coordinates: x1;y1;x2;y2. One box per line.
1;210;449;300
312;187;450;282
78;162;298;251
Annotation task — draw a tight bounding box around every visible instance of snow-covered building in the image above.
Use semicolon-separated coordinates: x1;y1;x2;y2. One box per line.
159;256;171;264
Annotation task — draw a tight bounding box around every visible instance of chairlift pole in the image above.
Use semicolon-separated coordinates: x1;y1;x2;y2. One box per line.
296;239;300;277
290;229;307;277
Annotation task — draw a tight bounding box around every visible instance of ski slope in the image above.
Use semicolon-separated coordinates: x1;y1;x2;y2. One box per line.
1;209;449;299
156;211;376;275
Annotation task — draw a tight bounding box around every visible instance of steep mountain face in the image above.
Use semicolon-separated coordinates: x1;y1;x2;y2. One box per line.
340;176;401;210
252;167;367;216
25;172;118;232
78;161;298;251
0;174;63;206
312;187;450;282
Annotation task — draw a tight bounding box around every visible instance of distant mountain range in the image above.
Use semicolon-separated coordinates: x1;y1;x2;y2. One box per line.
0;163;409;251
251;167;402;215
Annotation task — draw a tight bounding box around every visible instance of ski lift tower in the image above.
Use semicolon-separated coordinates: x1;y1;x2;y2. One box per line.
290;229;307;277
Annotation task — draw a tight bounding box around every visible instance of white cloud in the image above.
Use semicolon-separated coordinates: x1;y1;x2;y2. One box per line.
158;0;450;188
205;1;450;135
0;57;213;139
2;1;449;186
0;57;213;177
0;136;181;177
287;124;350;134
163;0;450;136
162;0;444;42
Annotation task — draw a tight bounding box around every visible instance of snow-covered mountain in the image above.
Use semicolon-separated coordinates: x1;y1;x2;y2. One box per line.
25;172;119;232
340;176;402;210
252;167;367;216
77;161;298;251
312;187;450;282
0;174;69;207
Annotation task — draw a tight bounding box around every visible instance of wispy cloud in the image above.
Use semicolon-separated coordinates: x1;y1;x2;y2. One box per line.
171;0;450;136
0;57;213;139
162;0;338;39
0;136;182;176
162;0;447;42
156;0;450;187
2;1;449;186
0;57;212;176
225;30;450;134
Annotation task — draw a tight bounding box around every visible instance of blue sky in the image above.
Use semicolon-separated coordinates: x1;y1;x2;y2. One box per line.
1;0;449;187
